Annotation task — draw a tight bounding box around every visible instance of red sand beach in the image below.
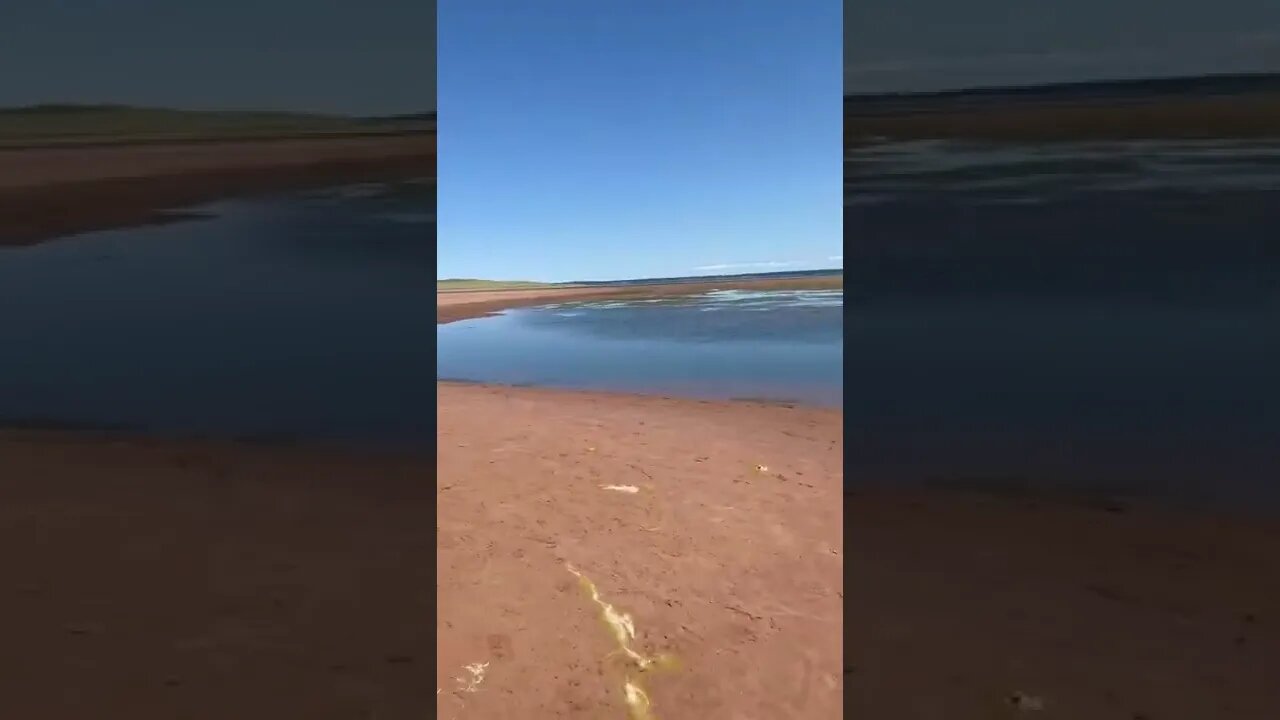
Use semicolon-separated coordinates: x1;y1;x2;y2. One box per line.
2;178;1276;718
0;134;434;245
6;376;1278;718
436;286;1279;719
436;383;845;719
0;385;846;719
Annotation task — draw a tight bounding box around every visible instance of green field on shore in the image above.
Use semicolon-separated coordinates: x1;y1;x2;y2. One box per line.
0;105;434;147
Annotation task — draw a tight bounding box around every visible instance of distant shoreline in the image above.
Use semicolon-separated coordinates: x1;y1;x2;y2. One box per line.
848;94;1280;144
0;128;432;151
435;274;843;323
0;134;434;246
847;74;1280;143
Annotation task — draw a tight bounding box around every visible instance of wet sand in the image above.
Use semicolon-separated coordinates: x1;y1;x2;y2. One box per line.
437;282;843;719
1;226;1272;718
0;134;434;245
438;285;1278;719
850;488;1280;720
7;386;1278;718
0;430;436;719
436;383;844;719
0;386;844;719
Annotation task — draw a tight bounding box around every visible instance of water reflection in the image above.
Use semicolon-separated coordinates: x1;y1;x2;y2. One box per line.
0;181;437;443
437;290;844;406
847;139;1280;509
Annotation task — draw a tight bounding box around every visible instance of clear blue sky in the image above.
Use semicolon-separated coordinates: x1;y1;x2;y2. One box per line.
438;1;842;282
0;1;434;114
847;0;1280;93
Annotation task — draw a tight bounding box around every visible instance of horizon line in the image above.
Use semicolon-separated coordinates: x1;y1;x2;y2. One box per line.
439;267;844;285
845;69;1280;101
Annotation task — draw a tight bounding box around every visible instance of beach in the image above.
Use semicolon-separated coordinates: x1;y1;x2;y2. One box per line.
0;134;434;245
0;265;848;717
436;283;845;718
842;99;1280;714
2;167;1276;718
5;384;1278;718
436;382;844;719
0;385;844;719
850;488;1280;719
436;286;1279;719
0;430;437;718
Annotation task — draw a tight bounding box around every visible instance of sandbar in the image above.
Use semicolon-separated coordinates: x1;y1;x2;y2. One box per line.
0;134;434;245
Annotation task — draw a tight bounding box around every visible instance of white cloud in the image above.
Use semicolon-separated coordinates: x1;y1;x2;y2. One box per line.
828;255;843;262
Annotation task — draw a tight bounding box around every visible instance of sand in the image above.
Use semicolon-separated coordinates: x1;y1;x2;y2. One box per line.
436;284;1280;719
0;384;844;719
0;134;434;245
7;385;1278;719
0;431;437;719
437;283;849;718
435;287;1279;719
436;383;845;719
3;175;1274;718
850;488;1280;719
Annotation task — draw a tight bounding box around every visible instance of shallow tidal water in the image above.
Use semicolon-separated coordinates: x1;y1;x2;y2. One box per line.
1;181;842;442
437;289;844;407
0;181;437;443
847;139;1280;509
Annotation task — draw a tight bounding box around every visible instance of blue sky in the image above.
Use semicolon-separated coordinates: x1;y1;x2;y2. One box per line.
438;1;842;282
847;0;1280;93
0;1;434;114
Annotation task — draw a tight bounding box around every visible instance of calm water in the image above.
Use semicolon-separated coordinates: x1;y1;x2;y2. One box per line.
0;180;437;444
1;180;840;442
848;139;1280;508
437;289;844;406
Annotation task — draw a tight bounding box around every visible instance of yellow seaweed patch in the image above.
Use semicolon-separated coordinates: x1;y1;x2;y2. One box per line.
566;564;676;720
623;680;653;720
457;661;489;693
